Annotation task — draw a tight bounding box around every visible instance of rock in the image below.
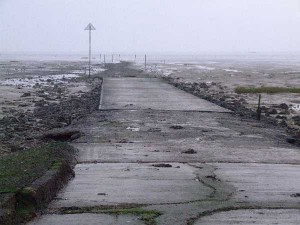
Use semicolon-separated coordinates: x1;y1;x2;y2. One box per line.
152;163;172;168
268;108;278;115
170;125;184;129
42;130;81;141
286;137;296;144
279;110;290;115
290;193;300;197
182;149;197;154
275;115;287;120
292;116;300;126
260;106;268;112
279;103;289;110
199;82;208;88
70;132;81;141
21;92;31;97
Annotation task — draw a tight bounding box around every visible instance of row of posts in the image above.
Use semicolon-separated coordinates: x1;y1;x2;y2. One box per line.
96;54;166;68
84;54;166;77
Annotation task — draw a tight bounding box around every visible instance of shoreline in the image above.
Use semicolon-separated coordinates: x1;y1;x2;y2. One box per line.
142;62;300;145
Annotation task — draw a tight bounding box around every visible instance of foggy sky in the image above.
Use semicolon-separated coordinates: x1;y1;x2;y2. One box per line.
1;0;300;53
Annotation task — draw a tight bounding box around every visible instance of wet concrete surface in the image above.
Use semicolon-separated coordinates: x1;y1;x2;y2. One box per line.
210;163;300;205
28;64;300;225
72;109;300;164
50;163;212;208
101;77;230;112
194;209;300;225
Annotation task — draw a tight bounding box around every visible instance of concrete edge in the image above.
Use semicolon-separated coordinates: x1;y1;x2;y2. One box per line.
0;159;75;225
163;77;300;146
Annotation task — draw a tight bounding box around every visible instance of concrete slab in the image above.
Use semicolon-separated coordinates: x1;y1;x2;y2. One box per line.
100;78;230;112
27;213;144;225
210;163;300;204
71;110;300;164
73;142;300;164
194;209;300;225
50;163;212;208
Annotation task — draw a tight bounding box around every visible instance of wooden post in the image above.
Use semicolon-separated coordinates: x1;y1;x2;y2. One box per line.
257;94;262;121
112;54;114;63
144;54;147;70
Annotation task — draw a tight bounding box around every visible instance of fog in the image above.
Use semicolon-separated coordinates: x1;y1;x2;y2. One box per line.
1;0;300;53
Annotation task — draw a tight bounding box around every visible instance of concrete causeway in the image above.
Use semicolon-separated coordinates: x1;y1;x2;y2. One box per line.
28;64;300;225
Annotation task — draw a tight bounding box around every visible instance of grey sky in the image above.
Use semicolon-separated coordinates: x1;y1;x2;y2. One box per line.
1;0;300;53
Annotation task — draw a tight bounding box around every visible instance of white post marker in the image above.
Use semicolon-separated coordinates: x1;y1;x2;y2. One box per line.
84;23;96;77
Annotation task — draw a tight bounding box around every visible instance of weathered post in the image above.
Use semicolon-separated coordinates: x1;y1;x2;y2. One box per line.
257;94;262;121
104;54;106;64
144;54;147;70
100;54;102;61
112;54;114;63
84;23;96;78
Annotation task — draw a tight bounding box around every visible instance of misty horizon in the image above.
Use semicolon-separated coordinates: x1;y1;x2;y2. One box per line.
1;0;300;53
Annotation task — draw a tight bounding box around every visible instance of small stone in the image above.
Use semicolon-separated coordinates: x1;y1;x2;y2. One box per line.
182;149;197;154
70;133;81;141
152;163;172;168
286;137;296;144
292;116;300;126
268;108;278;115
290;193;300;197
21;92;31;97
170;125;184;129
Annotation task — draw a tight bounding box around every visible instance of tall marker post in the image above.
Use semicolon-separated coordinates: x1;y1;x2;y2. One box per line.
84;23;96;78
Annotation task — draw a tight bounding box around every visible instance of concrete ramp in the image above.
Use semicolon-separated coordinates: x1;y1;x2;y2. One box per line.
100;78;230;112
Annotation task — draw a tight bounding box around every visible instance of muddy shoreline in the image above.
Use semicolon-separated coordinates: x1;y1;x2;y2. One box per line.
142;64;300;145
0;61;104;155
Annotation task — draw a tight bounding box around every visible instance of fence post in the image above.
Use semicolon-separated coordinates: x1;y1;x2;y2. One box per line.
257;94;262;121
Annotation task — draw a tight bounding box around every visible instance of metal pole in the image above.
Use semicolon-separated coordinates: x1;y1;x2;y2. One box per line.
89;29;91;78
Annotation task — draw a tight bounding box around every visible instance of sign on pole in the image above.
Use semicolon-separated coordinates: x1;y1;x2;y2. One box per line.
84;23;96;77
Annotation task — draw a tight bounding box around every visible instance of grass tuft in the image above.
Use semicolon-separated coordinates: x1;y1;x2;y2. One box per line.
0;142;71;194
62;207;162;225
235;86;300;94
